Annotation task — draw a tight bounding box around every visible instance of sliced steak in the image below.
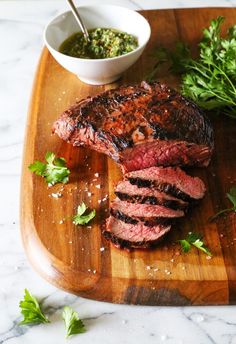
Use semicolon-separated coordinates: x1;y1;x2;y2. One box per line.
115;180;188;210
126;166;206;201
53;81;214;172
110;198;184;226
103;216;171;249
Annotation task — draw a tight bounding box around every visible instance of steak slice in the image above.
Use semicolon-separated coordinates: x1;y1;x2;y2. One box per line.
126;166;206;201
110;198;184;226
115;180;188;210
52;81;214;172
103;216;171;249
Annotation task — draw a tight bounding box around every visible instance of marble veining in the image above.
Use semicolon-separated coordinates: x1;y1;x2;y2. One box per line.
1;0;236;343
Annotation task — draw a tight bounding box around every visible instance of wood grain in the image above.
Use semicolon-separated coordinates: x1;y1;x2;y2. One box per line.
20;8;236;305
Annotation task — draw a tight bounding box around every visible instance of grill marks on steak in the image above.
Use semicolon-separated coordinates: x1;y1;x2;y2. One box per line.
110;198;184;227
52;81;211;249
110;208;172;227
111;198;184;219
103;216;171;249
126;166;206;201
53;81;214;172
103;166;206;249
115;180;188;210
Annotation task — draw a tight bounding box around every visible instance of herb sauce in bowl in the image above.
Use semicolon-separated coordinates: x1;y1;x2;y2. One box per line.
59;28;138;59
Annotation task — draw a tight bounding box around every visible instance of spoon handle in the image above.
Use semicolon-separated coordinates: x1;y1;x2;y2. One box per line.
66;0;90;41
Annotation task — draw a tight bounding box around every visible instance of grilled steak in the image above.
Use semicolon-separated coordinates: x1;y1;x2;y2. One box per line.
53;81;214;172
126;166;206;201
103;216;171;249
110;198;184;226
115;180;188;210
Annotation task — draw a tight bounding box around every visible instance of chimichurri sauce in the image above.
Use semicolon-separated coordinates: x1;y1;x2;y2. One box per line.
59;28;138;59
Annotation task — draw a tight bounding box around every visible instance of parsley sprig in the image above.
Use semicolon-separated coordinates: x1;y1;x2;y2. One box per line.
147;16;236;118
62;306;86;338
19;289;49;325
73;202;96;225
28;152;70;185
209;186;236;221
179;232;212;256
19;290;86;338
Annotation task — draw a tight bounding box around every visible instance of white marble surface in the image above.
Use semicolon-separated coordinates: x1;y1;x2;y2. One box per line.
1;1;236;343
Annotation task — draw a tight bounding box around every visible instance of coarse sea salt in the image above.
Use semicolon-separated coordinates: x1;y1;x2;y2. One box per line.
50;192;62;199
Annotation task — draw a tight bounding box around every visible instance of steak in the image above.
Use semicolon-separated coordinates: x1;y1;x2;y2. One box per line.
110;198;184;226
103;216;171;249
126;166;206;201
115;180;188;210
52;81;214;172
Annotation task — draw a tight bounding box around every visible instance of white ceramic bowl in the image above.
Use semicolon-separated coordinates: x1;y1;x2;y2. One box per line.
44;5;151;85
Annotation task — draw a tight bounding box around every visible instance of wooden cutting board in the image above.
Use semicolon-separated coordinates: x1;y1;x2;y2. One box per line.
20;8;236;305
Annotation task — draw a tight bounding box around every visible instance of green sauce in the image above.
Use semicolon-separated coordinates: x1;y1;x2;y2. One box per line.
59;28;138;59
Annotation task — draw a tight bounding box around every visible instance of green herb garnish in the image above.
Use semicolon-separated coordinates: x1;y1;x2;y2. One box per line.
62;306;86;338
28;152;70;185
179;232;212;256
209;186;236;221
19;289;50;325
73;202;96;225
148;16;236;118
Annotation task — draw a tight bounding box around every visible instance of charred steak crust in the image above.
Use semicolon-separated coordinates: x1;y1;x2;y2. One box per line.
115;191;188;210
114;180;188;210
125;166;206;201
102;218;170;250
127;177;191;201
110;208;172;227
53;81;214;171
102;229;167;250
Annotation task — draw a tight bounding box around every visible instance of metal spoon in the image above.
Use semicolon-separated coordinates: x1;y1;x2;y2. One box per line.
66;0;90;42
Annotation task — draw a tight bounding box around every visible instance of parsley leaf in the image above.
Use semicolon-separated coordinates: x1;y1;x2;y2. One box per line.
178;239;191;252
179;232;212;256
73;202;96;225
19;289;50;325
209;186;236;221
62;306;86;338
227;186;236;208
148;16;236;118
28;152;70;185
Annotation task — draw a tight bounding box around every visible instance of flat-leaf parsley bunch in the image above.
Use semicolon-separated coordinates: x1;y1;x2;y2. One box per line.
148;17;236;118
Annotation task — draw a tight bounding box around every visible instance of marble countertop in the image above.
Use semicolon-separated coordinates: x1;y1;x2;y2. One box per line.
1;1;236;343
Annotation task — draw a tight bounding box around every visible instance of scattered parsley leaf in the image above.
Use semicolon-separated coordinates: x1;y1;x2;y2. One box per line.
28;152;70;185
28;160;46;176
19;289;50;325
191;238;212;256
62;306;86;338
73;202;96;225
227;186;236;208
209;186;236;221
148;16;236;118
179;232;212;256
178;239;191;253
